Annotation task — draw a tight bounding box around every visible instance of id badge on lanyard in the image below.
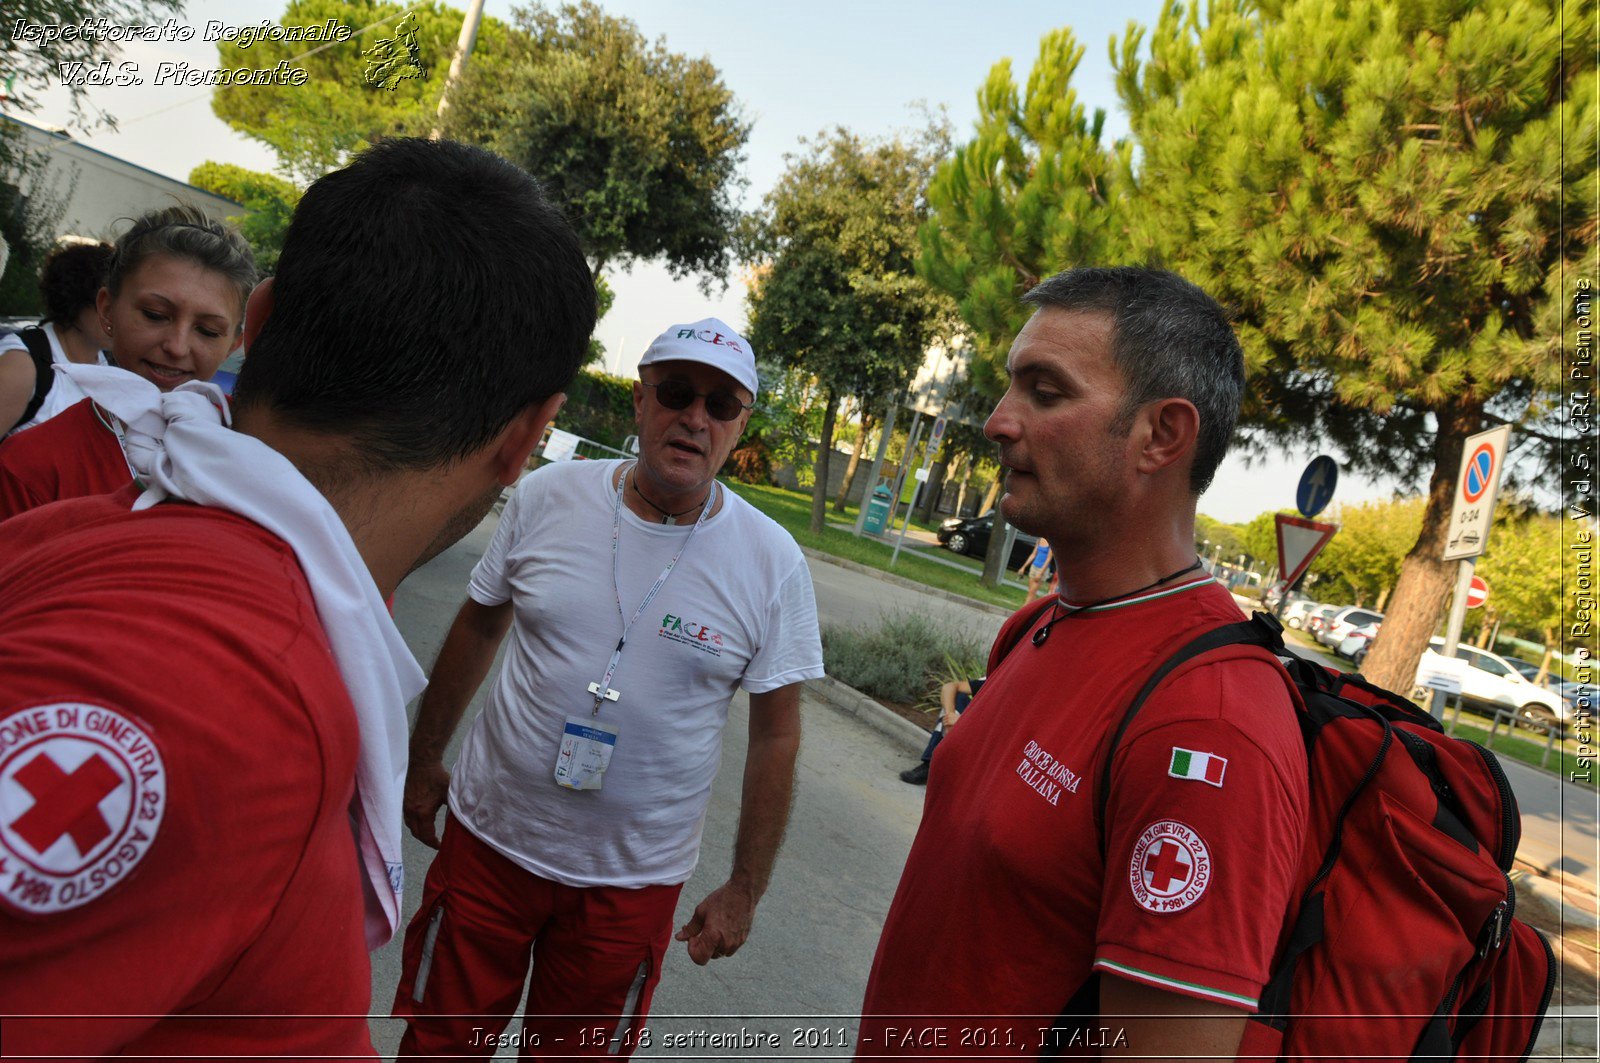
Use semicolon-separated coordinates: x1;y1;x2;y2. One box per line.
555;717;619;790
552;463;715;792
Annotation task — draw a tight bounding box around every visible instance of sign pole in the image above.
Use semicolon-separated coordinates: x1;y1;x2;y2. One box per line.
1430;424;1512;718
1430;560;1477;720
853;398;899;536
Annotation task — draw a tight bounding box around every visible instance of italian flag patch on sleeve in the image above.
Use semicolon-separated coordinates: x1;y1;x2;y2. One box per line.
1168;747;1227;787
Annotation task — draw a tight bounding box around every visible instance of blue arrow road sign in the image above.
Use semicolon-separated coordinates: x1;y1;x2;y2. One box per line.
1296;455;1339;518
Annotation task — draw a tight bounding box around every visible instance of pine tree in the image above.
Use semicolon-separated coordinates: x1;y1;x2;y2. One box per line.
921;0;1596;679
917;28;1124;583
1112;0;1595;691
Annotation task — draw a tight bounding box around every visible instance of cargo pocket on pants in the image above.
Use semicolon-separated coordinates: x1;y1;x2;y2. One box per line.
411;901;448;1004
607;938;664;1057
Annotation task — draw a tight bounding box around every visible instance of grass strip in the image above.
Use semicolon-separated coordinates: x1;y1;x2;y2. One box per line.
1442;712;1595;789
725;481;1026;611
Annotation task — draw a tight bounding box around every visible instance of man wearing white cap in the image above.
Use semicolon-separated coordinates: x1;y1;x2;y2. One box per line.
394;318;824;1058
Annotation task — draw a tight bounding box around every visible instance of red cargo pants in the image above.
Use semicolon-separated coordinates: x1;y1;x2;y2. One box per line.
392;817;682;1059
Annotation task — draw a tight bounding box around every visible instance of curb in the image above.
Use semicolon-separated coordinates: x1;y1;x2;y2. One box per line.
1534;1006;1598;1056
1512;867;1600;931
799;547;1014;619
805;676;930;755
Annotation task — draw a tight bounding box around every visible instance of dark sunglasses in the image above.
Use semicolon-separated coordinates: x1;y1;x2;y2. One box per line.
642;379;753;422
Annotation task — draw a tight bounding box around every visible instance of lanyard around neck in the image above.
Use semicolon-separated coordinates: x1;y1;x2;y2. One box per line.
590;460;718;714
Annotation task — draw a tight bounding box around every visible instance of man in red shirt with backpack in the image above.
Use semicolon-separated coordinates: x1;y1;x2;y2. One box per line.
858;267;1309;1059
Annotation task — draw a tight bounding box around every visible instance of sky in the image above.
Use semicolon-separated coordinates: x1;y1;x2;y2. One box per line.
7;0;1418;524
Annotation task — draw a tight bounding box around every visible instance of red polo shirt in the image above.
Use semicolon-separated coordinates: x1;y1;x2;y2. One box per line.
0;486;374;1058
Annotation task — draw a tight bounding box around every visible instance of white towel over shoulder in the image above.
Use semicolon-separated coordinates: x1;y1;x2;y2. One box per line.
56;363;425;949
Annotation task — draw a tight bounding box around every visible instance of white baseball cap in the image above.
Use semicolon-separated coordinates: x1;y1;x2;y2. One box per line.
637;317;758;399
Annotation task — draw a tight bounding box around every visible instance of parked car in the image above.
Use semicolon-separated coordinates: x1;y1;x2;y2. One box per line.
1554;680;1598;718
1337;622;1380;666
1415;639;1569;731
1282;599;1324;630
1304;604;1343;639
1318;606;1385;649
1500;657;1553;687
936;511;1039;569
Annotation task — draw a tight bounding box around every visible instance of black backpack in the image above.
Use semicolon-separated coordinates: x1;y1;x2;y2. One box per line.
7;326;55;434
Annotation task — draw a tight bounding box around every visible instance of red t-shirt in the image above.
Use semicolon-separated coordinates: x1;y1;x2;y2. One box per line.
0;486;374;1058
858;578;1307;1057
0;399;131;522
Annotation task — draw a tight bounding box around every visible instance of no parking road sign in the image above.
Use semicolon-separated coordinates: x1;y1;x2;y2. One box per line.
1444;426;1512;561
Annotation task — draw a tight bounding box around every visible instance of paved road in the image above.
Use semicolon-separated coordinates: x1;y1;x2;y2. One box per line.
805;548;1009;649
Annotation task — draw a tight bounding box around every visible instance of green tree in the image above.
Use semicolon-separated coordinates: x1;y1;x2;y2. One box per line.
918;28;1122;397
923;0;1595;689
745;126;955;535
918;27;1124;584
1307;497;1426;610
2;0;180;308
444;1;749;285
188;163;300;274
1195;513;1248;569
211;0;517;185
1111;0;1594;692
1;0;181;124
1476;513;1563;674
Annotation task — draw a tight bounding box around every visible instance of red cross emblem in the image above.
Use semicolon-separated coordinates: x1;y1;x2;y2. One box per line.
1142;840;1194;894
10;751;122;857
1128;820;1212;914
0;703;167;916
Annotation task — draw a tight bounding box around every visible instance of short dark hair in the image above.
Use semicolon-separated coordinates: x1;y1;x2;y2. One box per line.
39;241;113;325
1022;266;1244;494
232;138;596;471
106;204;257;325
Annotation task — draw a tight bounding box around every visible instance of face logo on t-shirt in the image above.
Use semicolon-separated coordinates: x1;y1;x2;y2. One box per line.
1128;819;1212;914
658;613;724;656
0;703;167;916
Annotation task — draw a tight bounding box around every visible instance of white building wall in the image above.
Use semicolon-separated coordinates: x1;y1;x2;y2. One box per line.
6;116;242;242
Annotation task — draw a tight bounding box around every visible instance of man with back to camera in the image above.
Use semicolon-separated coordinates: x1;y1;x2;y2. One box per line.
393;317;824;1058
0;138;595;1058
857;268;1308;1060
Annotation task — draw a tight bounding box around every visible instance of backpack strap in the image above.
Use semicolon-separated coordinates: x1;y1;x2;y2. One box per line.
1042;611;1289;1057
9;327;55;434
1093;611;1286;840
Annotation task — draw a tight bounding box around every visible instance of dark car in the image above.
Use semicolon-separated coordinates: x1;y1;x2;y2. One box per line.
937;511;1039;569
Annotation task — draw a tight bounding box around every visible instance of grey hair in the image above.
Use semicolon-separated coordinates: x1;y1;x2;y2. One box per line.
1021;266;1244;495
107;204;258;328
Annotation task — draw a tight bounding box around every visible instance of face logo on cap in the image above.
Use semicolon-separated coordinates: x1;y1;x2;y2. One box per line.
676;327;745;354
0;703;167;916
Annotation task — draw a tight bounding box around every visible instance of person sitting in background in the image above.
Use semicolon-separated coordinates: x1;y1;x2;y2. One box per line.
898;676;986;785
0;206;256;521
0;241;116;434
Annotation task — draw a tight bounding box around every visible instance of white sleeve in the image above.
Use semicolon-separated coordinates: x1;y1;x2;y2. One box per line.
466;477;527;606
742;556;825;693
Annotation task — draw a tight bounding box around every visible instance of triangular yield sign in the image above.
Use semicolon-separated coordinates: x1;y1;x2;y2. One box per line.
1276;513;1338;590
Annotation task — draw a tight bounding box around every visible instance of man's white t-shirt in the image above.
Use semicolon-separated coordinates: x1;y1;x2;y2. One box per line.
448;458;825;888
1;323;111;435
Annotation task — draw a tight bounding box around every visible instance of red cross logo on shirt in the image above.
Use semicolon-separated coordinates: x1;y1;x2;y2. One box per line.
9;751;122;857
1142;840;1194;894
